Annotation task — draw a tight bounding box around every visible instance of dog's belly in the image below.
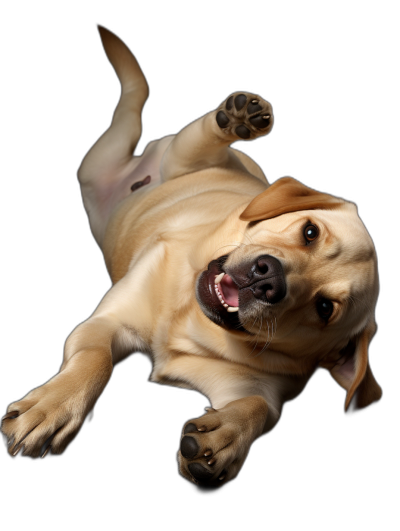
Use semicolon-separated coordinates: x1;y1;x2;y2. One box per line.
84;135;174;246
122;135;174;195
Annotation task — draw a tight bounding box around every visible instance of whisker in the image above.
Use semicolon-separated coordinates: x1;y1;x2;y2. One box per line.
223;229;255;246
254;312;277;357
248;313;264;357
247;314;262;357
236;231;254;246
247;325;259;351
255;314;264;348
212;243;241;257
347;295;362;308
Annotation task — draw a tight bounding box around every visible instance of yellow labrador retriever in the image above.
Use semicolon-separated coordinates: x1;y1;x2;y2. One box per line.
1;27;382;486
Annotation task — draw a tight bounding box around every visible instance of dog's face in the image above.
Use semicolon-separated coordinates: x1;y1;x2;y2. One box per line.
196;177;381;409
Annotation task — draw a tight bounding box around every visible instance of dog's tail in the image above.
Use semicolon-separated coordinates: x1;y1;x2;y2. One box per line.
97;25;149;104
78;27;149;188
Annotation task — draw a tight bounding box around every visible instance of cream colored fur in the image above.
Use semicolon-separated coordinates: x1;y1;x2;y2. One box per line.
1;27;381;486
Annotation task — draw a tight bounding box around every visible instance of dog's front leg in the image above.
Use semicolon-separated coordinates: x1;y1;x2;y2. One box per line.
161;92;274;181
0;272;145;458
1;315;118;457
158;354;288;486
180;395;269;486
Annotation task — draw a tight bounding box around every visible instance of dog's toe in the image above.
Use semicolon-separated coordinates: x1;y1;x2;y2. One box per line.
180;435;199;458
216;111;230;128
188;463;214;481
236;125;251;139
234;93;247;111
249;113;271;129
247;100;263;114
183;422;198;434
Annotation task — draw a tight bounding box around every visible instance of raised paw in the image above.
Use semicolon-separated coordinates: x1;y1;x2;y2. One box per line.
216;92;274;140
1;372;97;458
178;396;268;487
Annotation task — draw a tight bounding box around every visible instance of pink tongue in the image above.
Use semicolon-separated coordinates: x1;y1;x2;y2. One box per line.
219;275;239;307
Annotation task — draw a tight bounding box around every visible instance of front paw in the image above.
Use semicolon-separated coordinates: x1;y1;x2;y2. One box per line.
216;92;274;140
178;396;268;486
1;374;89;458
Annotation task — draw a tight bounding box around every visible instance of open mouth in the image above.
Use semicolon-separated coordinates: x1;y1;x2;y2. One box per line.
214;272;239;311
196;255;245;332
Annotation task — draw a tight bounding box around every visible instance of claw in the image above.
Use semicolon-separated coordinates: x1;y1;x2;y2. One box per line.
2;410;19;422
12;445;22;457
41;446;51;459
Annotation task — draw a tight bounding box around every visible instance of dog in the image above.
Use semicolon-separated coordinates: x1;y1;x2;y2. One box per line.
1;26;382;486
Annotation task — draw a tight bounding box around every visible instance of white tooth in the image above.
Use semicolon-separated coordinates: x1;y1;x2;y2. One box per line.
227;307;239;313
223;304;228;308
215;272;225;284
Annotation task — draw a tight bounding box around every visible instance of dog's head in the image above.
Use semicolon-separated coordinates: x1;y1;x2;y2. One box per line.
196;177;381;410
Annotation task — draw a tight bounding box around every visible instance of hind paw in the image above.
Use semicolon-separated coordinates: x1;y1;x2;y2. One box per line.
216;92;274;140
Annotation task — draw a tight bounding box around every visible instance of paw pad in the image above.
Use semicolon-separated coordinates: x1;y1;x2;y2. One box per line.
188;463;214;481
180;436;199;458
216;92;273;140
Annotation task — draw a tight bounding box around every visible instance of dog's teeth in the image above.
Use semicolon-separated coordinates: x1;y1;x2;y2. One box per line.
227;307;239;313
223;303;228;308
215;272;225;284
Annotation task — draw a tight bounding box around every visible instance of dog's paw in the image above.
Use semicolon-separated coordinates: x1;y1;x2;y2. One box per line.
1;374;89;458
178;396;268;487
216;92;274;140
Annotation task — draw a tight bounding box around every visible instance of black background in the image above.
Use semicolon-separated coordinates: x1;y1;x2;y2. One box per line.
0;2;398;524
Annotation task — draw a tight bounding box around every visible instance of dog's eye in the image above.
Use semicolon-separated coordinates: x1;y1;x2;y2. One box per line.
304;224;319;244
316;298;334;321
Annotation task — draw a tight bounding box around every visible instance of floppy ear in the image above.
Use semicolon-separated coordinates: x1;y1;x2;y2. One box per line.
240;177;345;222
325;323;382;411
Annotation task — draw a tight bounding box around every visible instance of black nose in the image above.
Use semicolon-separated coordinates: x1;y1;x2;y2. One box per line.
249;255;286;304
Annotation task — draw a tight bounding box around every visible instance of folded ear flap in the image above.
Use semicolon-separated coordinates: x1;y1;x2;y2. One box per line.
240;177;345;222
327;323;382;411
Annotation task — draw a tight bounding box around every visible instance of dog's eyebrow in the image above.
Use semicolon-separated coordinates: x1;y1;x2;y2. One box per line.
344;295;360;309
325;241;342;260
318;222;375;263
314;287;354;307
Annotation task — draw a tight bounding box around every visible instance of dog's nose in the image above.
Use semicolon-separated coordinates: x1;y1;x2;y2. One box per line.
249;255;286;304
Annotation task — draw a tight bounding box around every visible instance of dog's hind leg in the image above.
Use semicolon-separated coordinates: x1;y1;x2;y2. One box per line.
78;26;155;246
161;92;274;182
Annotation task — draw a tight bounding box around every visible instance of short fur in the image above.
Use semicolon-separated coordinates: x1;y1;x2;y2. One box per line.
1;27;381;486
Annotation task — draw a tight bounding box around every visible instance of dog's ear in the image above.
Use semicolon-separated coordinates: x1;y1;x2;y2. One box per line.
324;322;382;411
240;177;344;222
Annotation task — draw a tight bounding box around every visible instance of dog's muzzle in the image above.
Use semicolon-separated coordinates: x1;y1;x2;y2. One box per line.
196;254;286;332
229;254;286;305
